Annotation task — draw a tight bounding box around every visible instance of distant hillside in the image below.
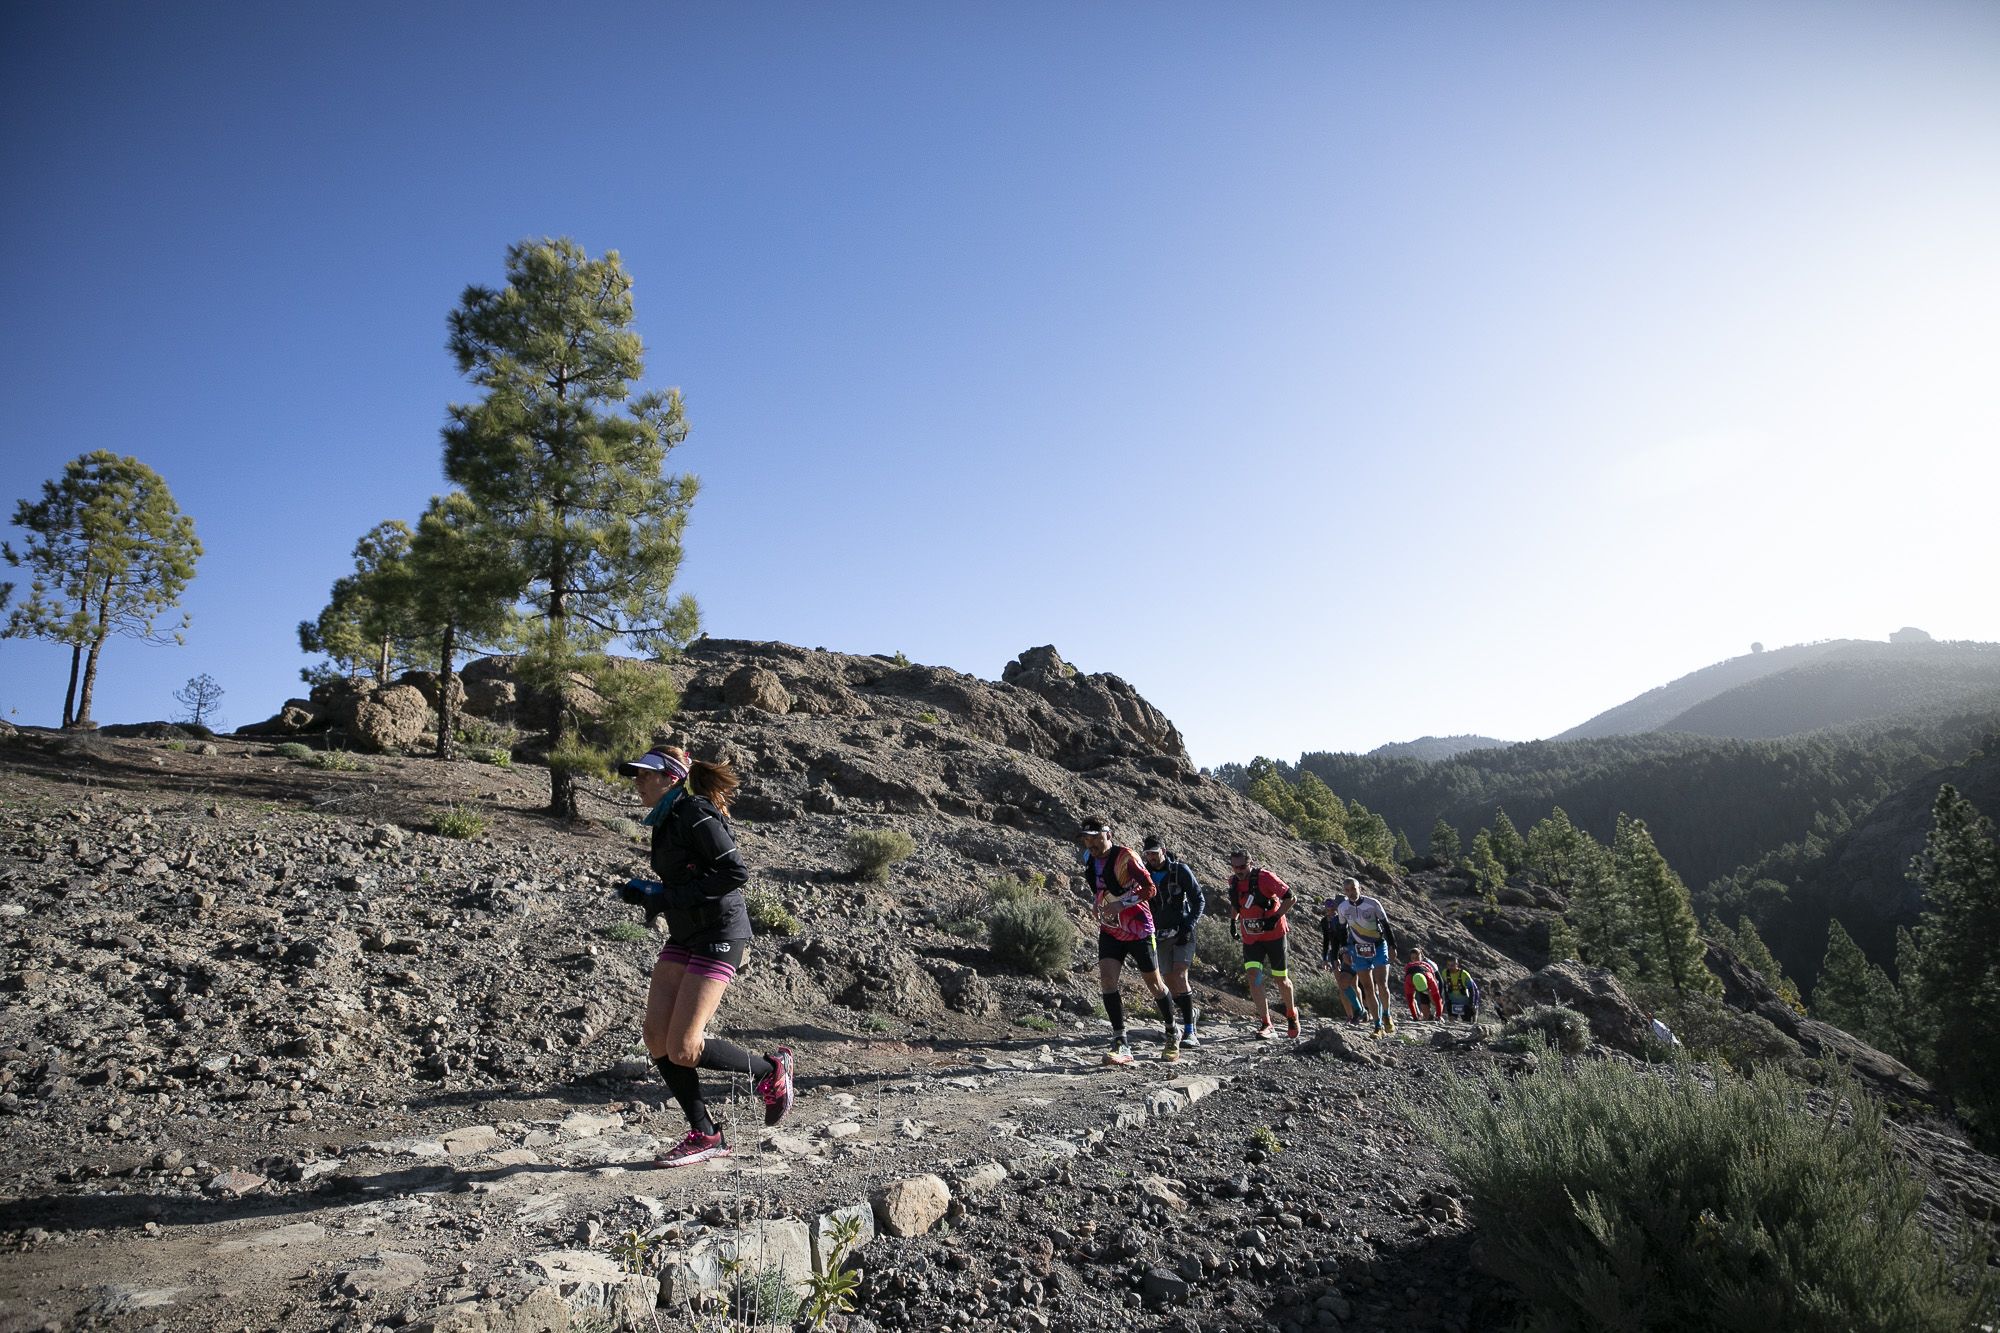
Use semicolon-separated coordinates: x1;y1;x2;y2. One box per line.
1657;643;2000;740
1555;641;1859;740
1711;739;2000;987
1558;639;2000;742
1367;734;1514;761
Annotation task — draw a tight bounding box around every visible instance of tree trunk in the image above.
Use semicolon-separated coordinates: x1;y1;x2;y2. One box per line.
76;635;105;728
435;623;457;761
376;636;391;683
546;576;579;821
61;643;82;728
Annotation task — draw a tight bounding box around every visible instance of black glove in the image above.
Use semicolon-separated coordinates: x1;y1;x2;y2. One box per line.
1174;928;1192;947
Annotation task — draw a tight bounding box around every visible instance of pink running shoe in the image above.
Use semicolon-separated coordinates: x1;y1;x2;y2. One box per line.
756;1048;795;1127
655;1129;730;1168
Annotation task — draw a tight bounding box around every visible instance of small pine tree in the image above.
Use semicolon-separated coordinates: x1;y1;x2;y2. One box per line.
1813;919;1899;1045
1393;829;1417;867
1468;830;1505;902
1614;814;1717;997
1488;808;1526;874
1428;817;1461;865
1725;914;1805;1014
172;673;224;730
1547;916;1579;963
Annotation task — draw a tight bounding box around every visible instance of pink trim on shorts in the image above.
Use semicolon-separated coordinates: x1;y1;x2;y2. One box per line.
657;943;738;984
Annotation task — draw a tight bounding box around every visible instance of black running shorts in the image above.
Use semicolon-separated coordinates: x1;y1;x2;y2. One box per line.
1242;936;1289;977
1097;931;1159;974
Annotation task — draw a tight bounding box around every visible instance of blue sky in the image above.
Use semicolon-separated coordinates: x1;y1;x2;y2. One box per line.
3;3;1997;765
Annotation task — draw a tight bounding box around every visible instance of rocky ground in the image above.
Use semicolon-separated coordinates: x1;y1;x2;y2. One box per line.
0;639;1992;1331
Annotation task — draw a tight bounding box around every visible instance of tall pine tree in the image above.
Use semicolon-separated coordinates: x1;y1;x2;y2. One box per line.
1908;784;2000;1139
406;492;524;759
3;452;201;727
443;239;699;819
1488;808;1526;874
1614;814;1716;997
1428;817;1461;865
1813;919;1899;1048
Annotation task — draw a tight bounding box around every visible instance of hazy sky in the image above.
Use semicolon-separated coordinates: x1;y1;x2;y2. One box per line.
3;3;1996;767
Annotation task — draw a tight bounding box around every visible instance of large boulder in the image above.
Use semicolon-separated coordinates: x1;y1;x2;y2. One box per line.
351;684;432;753
1498;961;1650;1054
872;1174;952;1237
722;666;791;715
239;699;324;737
398;670;468;718
462;676;517;719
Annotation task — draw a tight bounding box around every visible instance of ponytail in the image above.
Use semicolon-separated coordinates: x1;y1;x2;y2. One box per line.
660;744;740;814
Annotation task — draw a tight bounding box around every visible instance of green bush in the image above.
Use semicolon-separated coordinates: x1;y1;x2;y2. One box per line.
602;920;651;943
987;872;1047;906
1503;1004;1590;1054
433;805;488;839
546;737;608;779
988;898;1077;977
479;745;513;767
846;828;915;882
917;710;940;724
1196;914;1241;974
454;718;519;751
275;742;313;760
310;750;367;772
1435;1057;1996;1332
1293;972;1347;1020
1632;982;1800;1072
600;816;645;843
747;887;800;936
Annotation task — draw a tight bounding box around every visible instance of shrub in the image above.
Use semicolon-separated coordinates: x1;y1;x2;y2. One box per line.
1503;1004;1589;1054
1196;915;1241;975
846;828;915;882
479;745;512;767
276;742;313;761
987;872;1047;906
917;710;940;724
433;805;488;839
1016;1013;1056;1032
1632;982;1799;1073
747;887;801;936
1250;1126;1283;1155
600;816;645;842
310;750;366;772
602;921;651;943
1293;972;1347;1020
988;898;1076;977
1435;1057;1996;1332
546;737;607;778
454;718;519;751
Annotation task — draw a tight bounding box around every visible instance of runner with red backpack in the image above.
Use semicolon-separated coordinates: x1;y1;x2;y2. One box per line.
1226;849;1300;1039
1079;817;1180;1065
1403;946;1444;1021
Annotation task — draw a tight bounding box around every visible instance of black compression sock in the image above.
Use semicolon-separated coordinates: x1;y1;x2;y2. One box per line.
1102;991;1125;1035
696;1038;775;1081
653;1055;716;1136
1155;995;1176;1032
1174;993;1195;1027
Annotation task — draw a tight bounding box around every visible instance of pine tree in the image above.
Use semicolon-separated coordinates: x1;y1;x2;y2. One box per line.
1393;829;1417;867
1547;916;1579;963
1814;919;1899;1046
1428;817;1461;865
1908;784;2000;1138
442;238;699;819
3;452;201;727
1245;761;1347;843
405;492;525;759
1345;798;1397;865
1614;814;1717;997
1728;914;1805;1014
172;673;224;730
1567;835;1630;973
298;521;421;684
1524;807;1592;891
1468;830;1505;903
1488;808;1526;874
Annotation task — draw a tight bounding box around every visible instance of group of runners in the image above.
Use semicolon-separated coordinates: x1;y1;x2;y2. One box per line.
1079;817;1481;1060
608;747;1481;1165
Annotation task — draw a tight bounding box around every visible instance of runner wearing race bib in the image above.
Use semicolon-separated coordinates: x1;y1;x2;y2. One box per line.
1079;816;1179;1066
1227;849;1300;1039
1336;876;1400;1036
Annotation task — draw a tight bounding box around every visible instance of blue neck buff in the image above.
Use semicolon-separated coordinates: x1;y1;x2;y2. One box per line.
642;786;683;827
